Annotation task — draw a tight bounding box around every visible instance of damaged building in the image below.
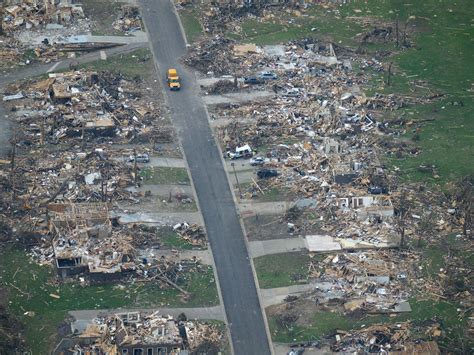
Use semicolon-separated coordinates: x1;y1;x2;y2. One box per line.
54;311;224;355
48;202;136;280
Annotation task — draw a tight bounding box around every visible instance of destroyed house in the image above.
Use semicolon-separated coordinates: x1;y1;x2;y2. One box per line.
49;203;135;280
1;0;85;31
110;312;184;355
54;312;186;355
338;195;394;219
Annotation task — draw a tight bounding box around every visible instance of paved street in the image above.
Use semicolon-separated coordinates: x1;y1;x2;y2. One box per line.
139;0;272;353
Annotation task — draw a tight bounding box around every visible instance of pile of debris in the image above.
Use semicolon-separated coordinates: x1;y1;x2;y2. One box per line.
207;79;238;95
113;5;142;34
57;311;224;354
0;149;135;219
18;201;207;289
305;250;414;314
173;222;207;247
0;0;88;66
331;322;440;353
1;0;84;32
184;35;263;76
180;0;309;34
3;70;162;146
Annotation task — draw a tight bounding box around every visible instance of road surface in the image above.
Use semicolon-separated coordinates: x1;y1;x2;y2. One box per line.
139;1;272;354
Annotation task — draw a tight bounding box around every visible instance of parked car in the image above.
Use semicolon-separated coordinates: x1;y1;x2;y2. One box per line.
368;186;389;194
282;89;300;97
257;168;278;179
249;156;265;166
258;71;278;80
129;153;150;163
243;76;263;85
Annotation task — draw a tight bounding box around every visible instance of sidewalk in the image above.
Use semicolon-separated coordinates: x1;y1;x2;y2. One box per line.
113;211;203;225
248;237;306;258
238;201;290;216
140;249;213;265
260;284;314;307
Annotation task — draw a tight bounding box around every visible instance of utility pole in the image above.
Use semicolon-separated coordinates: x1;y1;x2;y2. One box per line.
231;162;242;198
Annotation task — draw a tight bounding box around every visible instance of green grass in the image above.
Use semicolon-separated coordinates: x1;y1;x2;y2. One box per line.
161;232;195;250
140;167;190;185
179;9;203;43
240;182;292;202
229;11;363;46
0;247;218;354
254;252;315;288
385;100;474;184
258;187;289;202
269;299;468;351
335;0;474;184
78;48;154;78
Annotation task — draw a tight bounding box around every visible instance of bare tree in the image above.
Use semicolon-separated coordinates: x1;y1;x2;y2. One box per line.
395;189;411;249
386;62;393;86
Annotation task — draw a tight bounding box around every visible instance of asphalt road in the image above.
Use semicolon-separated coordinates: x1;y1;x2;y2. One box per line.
139;1;272;354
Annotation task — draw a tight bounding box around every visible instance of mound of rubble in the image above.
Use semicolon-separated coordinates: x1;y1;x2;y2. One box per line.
4;70;169;146
113;5;142;34
0;0;89;67
56;311;224;354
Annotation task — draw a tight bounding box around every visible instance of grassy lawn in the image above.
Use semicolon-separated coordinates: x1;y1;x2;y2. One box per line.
385;100;473;184
268;299;468;351
179;9;203;43
78;48;154;78
0;246;218;354
229;10;363;46
140;167;190;185
240;182;292;202
161;231;195;250
258;186;289;202
335;0;474;184
81;0;125;36
254;252;314;288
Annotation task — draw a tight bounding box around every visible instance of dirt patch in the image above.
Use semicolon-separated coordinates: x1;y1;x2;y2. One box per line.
244;214;291;241
244;212;324;241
